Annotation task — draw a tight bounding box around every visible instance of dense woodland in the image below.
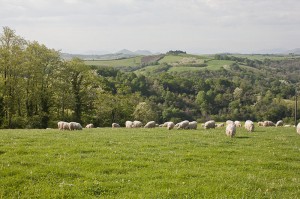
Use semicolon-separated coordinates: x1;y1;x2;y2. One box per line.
0;27;300;129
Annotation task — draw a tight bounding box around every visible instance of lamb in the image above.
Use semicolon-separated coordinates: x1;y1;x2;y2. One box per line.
125;121;133;128
187;121;197;130
234;121;242;127
144;121;156;128
263;121;275;127
85;123;94;128
204;120;215;129
175;120;189;129
244;120;254;132
112;123;120;128
276;120;284;127
132;120;143;128
226;123;236;138
297;123;300;135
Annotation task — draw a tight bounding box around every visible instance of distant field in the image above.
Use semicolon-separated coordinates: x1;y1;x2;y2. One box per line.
231;54;300;61
1;126;300;198
84;56;142;67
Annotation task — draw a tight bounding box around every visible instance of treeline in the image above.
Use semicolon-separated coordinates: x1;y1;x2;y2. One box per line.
0;27;299;128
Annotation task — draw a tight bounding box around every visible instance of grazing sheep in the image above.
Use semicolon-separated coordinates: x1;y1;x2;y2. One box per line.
166;122;175;130
144;121;156;128
216;123;225;128
258;122;264;126
132;120;143;128
85;123;94;128
204;120;215;129
297;123;300;135
188;121;197;130
62;122;70;130
58;121;65;130
226;120;234;125
263;121;275;127
69;122;82;130
112;123;120;128
226;123;236;138
244;120;254;132
234;121;242;127
125;121;133;128
176;120;189;129
276;120;284;127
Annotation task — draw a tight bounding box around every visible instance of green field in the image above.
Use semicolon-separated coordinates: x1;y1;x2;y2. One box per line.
84;57;142;67
1;126;300;198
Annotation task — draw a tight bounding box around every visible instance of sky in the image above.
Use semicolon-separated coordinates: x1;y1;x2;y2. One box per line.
0;0;299;54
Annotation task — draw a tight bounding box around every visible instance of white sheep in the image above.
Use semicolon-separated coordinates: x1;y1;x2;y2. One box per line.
175;120;189;129
69;122;82;130
276;120;284;127
58;121;64;130
112;123;120;128
204;120;215;129
166;122;175;130
226;120;234;125
125;121;133;128
216;123;225;128
297;123;300;135
132;120;143;128
263;121;275;127
85;123;94;128
257;121;264;126
234;121;242;127
62;122;70;130
187;121;197;130
244;120;254;132
144;121;156;128
226;123;236;138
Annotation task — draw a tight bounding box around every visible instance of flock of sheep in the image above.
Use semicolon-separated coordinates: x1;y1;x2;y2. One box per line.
57;119;300;137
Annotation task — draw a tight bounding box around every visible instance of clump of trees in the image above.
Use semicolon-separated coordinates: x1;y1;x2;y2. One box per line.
0;27;299;129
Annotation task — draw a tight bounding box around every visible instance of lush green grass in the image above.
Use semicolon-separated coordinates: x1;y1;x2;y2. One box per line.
1;127;299;198
231;54;300;61
84;56;142;67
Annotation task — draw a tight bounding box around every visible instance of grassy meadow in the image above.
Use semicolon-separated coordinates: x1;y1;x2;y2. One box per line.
1;126;300;198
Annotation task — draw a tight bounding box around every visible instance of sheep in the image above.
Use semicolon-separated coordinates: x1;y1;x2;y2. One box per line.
166;122;175;130
258;122;264;126
62;122;70;130
204;120;215;129
175;120;189;129
226;123;236;138
85;123;94;128
263;121;275;127
226;120;234;125
132;120;143;128
234;121;242;127
276;120;284;127
187;121;197;130
125;121;133;128
144;121;156;128
244;120;254;132
112;123;120;128
69;122;82;130
297;123;300;135
58;121;65;130
216;123;225;128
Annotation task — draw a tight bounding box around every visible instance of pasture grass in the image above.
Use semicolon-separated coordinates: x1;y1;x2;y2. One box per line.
1;126;300;198
84;56;142;67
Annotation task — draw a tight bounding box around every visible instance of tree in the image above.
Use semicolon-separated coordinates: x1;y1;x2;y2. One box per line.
133;102;158;124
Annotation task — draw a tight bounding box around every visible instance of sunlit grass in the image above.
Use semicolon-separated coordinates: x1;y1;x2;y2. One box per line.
0;126;300;198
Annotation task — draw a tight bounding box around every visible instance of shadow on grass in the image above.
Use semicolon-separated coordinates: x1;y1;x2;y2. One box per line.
0;151;5;155
235;136;250;139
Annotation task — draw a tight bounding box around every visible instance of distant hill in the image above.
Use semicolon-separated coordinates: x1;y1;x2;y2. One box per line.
285;48;300;55
61;49;157;60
